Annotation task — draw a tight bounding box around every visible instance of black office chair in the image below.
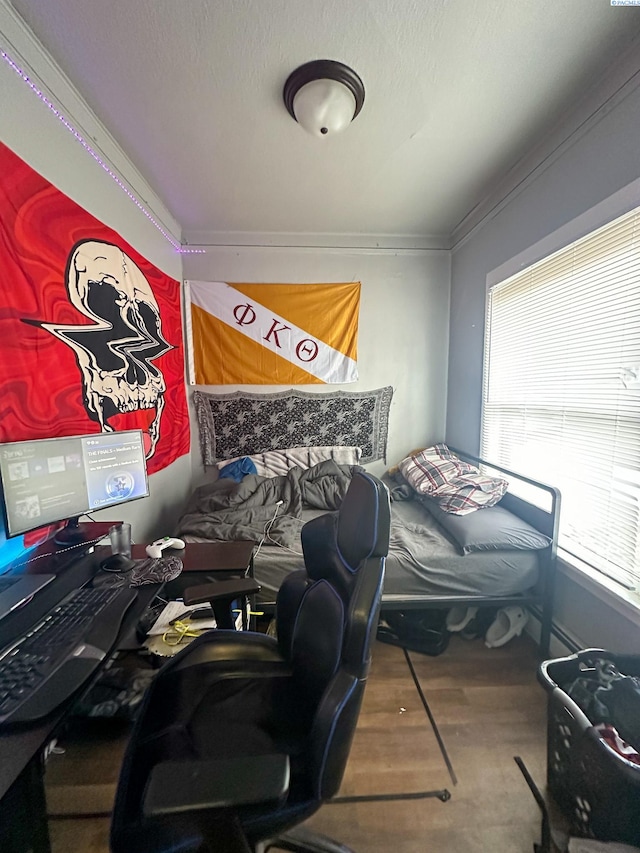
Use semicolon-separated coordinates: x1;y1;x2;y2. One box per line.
110;471;391;853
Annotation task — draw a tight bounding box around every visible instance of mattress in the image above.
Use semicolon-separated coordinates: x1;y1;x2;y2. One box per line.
248;498;539;604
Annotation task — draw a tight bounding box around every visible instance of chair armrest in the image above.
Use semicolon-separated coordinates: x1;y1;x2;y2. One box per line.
170;630;289;673
143;754;290;816
183;577;261;606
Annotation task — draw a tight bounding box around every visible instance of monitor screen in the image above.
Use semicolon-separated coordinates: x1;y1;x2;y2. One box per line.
0;430;149;539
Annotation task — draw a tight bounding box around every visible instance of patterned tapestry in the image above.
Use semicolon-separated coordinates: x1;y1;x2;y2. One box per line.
186;280;360;384
0;142;190;475
194;386;393;465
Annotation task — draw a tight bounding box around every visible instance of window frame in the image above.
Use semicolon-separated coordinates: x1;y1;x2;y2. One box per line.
481;177;640;605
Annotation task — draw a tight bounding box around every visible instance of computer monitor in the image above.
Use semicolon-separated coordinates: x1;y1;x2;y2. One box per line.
0;430;149;544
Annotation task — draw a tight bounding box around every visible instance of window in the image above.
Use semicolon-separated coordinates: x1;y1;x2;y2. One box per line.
481;204;640;590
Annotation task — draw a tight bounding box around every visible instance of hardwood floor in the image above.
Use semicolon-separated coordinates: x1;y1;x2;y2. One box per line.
45;633;549;852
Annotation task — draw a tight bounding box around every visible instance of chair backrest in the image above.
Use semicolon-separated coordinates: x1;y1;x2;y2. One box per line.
275;471;390;801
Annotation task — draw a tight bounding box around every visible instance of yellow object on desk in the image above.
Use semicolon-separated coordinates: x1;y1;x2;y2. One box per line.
144;623;209;657
143;600;217;657
162;620;202;646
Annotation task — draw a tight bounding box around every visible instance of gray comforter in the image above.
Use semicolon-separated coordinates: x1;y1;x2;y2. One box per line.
176;460;362;549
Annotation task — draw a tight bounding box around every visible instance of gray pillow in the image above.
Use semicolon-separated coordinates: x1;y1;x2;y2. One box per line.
421;497;552;555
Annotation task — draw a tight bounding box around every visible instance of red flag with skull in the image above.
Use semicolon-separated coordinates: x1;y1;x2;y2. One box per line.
0;142;189;474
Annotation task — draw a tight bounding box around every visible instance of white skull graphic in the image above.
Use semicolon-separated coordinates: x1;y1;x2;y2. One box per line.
40;240;172;456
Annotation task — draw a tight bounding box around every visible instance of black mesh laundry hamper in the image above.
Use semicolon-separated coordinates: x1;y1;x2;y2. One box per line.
538;648;640;846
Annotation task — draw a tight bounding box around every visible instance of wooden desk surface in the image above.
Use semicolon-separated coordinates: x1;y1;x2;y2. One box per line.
129;540;256;573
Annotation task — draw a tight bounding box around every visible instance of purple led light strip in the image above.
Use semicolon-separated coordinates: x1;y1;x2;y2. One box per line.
1;48;204;254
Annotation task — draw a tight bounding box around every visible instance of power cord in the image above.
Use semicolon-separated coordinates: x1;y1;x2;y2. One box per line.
253;500;284;561
265;513;305;555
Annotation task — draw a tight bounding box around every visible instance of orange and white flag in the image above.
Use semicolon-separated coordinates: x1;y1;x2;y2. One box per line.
185;281;360;385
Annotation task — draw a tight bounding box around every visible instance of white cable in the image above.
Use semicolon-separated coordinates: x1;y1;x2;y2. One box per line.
265;513;305;555
253;501;284;560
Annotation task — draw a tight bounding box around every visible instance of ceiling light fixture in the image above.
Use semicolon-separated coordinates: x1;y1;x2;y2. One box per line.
283;59;365;137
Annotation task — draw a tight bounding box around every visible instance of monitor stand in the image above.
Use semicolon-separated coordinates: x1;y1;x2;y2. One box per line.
53;516;108;548
52;520;124;553
53;516;86;546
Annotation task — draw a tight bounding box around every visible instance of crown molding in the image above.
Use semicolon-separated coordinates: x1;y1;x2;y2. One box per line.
0;0;182;245
450;36;640;253
181;230;450;252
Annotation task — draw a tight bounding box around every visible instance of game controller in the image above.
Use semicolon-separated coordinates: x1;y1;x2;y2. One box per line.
145;536;186;559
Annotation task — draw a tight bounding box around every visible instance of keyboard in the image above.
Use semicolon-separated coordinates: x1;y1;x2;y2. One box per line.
0;585;137;726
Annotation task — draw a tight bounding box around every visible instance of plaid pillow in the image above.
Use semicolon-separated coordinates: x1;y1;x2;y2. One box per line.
398;444;508;515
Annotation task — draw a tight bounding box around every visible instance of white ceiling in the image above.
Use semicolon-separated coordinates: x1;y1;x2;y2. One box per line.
7;0;640;245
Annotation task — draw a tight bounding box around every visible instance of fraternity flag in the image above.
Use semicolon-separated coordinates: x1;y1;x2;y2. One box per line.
186;281;360;385
0;142;190;475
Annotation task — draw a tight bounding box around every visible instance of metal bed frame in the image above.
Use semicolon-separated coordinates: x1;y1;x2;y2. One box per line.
378;448;561;658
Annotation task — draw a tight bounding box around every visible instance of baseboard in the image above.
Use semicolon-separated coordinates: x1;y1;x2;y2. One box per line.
525;608;581;659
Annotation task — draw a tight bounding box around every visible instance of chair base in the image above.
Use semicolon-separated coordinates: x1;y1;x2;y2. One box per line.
262;825;355;852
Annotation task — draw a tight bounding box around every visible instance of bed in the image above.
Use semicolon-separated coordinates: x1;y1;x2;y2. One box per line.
175;441;560;657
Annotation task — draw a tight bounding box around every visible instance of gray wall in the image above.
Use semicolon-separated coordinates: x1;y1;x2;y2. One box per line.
183;246;451;487
446;72;640;653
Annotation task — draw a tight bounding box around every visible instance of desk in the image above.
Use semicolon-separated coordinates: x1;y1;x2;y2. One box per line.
125;540;257;630
92;540;256;598
0;547;161;853
94;539;256;624
154;540;256;601
0;541;257;852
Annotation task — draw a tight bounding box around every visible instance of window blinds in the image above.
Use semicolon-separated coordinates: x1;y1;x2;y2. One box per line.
481;205;640;589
